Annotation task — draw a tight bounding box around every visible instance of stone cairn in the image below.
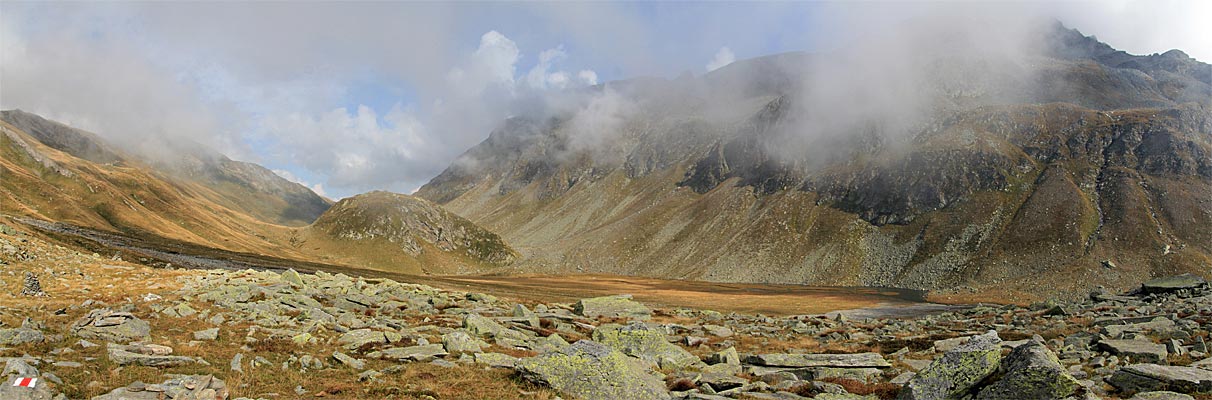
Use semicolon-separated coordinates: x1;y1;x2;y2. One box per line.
21;271;47;297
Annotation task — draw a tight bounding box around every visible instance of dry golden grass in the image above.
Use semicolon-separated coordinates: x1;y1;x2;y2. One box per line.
0;221;557;399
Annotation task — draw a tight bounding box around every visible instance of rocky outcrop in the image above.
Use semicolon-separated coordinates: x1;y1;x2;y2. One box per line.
414;24;1212;299
70;309;150;343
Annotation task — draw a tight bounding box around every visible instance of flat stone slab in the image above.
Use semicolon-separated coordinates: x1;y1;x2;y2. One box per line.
1142;274;1207;294
1109;364;1212;394
575;295;652;320
370;344;448;362
1099;340;1169;365
107;344;198;367
743;352;891;368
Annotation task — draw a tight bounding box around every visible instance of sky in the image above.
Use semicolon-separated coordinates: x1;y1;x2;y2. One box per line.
1;1;1208;200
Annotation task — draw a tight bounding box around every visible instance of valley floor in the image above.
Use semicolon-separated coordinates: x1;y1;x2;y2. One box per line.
3;218;1212;400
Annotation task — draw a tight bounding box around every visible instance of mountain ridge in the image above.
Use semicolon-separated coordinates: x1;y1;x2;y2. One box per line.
415;23;1211;301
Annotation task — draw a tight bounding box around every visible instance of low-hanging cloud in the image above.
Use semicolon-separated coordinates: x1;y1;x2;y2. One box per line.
0;2;1205;199
706;47;735;72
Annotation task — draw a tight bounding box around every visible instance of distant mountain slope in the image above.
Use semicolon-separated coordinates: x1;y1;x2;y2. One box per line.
0;109;332;226
416;24;1211;301
1;111;513;274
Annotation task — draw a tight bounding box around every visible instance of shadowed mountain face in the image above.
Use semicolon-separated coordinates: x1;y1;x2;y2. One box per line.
0;110;332;226
416;24;1211;300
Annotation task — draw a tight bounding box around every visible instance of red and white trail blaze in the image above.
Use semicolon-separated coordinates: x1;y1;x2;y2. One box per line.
12;377;37;388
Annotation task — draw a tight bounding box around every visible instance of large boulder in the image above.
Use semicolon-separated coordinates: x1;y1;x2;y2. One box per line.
516;340;670;400
976;339;1079;399
1109;364;1212;395
71;309;150;343
575;295;652;320
898;330;1003;400
592;323;699;369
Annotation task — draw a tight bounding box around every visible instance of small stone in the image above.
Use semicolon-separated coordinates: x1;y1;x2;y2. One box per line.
193;328;219;341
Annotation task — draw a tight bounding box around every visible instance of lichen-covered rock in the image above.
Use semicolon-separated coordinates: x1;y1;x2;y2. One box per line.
280;268;305;287
592;323;699;369
462;314;506;337
706;347;740;365
442;331;487;354
70;309;150;343
575;295;652;320
475;352;520;368
898;330;1003;400
516;340;670;400
976;339;1079;399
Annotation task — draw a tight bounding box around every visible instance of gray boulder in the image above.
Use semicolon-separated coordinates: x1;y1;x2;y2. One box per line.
898;330;1003;400
337;329;402;351
331;351;365;370
442;331;487;354
1;363;54;400
1108;364;1212;395
71;309;150;343
370;344;448;362
575;295;652;320
0;327;44;346
516;340;671;400
976;339;1079;399
92;374;228;400
1099;339;1169;365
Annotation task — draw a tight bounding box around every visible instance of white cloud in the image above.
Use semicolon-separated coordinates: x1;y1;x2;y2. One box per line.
310;184;327;198
578;70;599;85
705;47;735;72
